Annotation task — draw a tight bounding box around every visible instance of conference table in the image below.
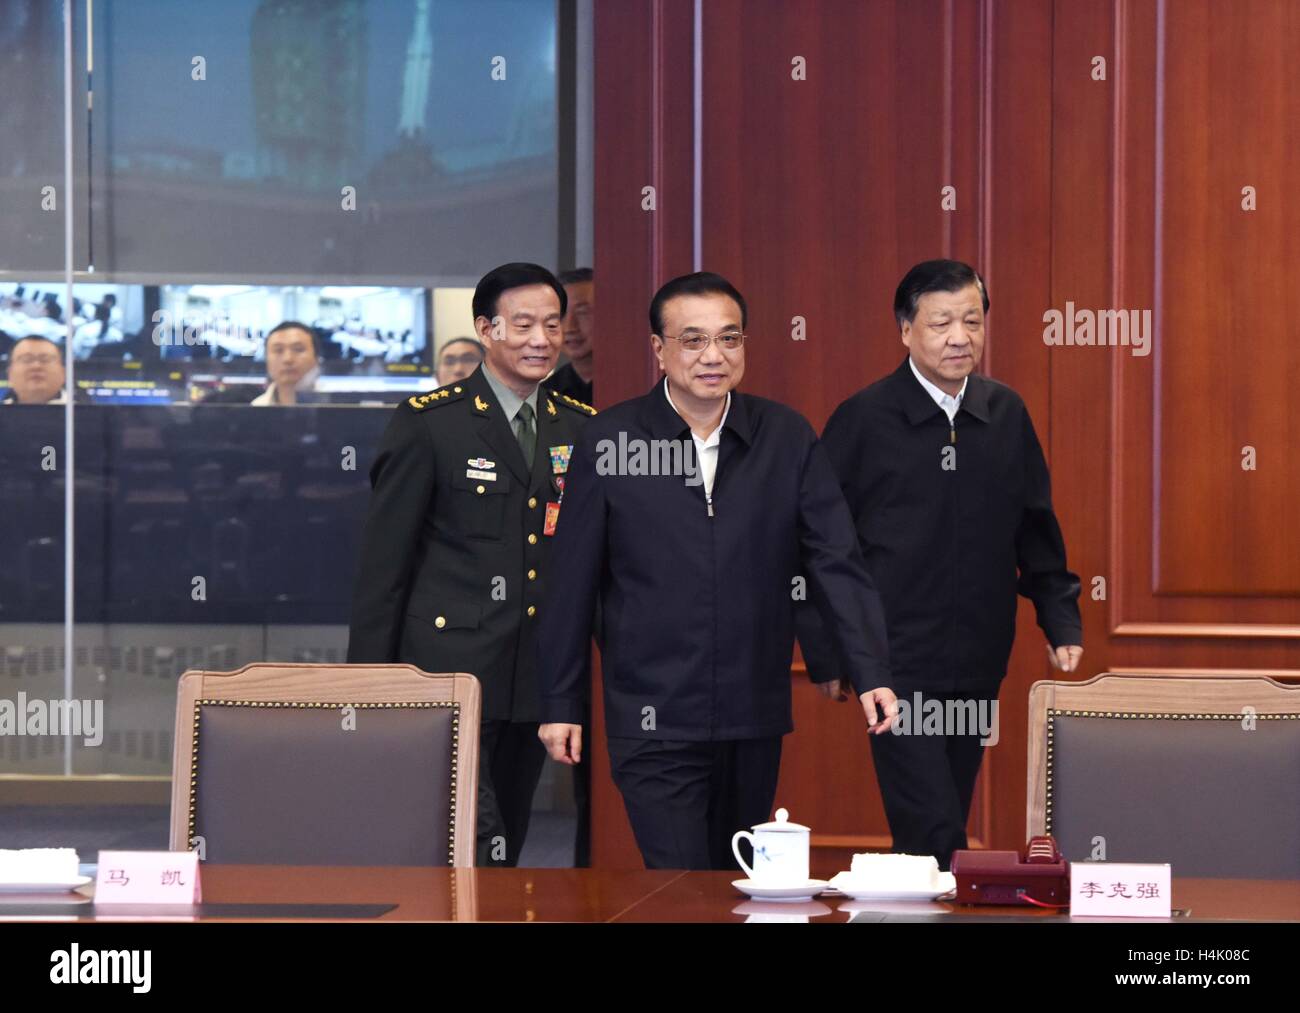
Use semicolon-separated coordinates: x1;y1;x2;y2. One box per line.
5;869;1298;922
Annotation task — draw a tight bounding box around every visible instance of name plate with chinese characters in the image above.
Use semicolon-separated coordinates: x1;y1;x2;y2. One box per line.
1070;862;1171;918
94;851;202;904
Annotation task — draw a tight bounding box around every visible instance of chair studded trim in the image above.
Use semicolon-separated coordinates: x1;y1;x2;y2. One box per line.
1043;708;1298;835
189;699;462;866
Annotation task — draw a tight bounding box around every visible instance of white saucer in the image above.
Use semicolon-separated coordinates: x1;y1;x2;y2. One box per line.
0;876;93;894
827;871;956;902
732;878;830;902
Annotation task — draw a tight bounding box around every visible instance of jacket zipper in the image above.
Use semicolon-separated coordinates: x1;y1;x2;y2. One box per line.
707;482;717;734
707;462;716;734
949;412;959;680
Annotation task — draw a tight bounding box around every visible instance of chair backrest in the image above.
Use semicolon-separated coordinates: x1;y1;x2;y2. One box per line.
1027;672;1300;879
170;663;480;867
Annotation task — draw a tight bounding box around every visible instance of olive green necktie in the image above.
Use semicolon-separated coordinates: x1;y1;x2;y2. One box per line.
514;401;536;464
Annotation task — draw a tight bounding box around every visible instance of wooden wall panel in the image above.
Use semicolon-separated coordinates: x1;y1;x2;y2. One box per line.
592;0;696;411
1110;0;1300;637
1151;0;1300;598
702;0;953;429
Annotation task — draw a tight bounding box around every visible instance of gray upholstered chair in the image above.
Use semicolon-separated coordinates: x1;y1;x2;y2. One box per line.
1027;672;1300;879
169;663;480;867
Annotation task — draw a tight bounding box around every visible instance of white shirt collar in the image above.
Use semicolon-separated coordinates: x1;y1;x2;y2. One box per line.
664;377;730;447
908;356;967;413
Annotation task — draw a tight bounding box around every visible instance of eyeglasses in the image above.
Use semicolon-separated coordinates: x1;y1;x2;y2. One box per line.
660;330;745;353
12;353;60;367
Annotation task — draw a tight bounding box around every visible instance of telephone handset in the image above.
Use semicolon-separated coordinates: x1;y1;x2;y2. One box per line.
950;835;1069;906
1023;835;1063;864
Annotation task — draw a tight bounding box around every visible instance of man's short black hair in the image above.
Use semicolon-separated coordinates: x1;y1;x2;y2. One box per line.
10;334;63;366
557;267;593;286
893;259;989;330
649;271;747;335
473;263;567;323
266;320;319;355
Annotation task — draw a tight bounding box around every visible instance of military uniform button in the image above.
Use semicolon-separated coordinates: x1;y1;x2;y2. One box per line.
453;386;462;393
476;485;485;494
435;616;446;629
527;569;537;580
527;605;536;617
528;497;538;509
528;533;537;544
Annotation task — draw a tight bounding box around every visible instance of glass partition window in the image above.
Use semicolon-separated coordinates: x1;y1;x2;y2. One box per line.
0;0;580;787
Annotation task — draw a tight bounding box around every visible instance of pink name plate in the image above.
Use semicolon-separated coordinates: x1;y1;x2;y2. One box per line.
1070;862;1171;918
94;851;202;904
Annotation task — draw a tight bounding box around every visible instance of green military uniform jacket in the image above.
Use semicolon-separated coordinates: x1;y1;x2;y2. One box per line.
347;364;595;722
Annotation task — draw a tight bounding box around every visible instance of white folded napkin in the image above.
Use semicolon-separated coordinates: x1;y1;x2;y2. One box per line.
836;852;943;890
0;848;81;883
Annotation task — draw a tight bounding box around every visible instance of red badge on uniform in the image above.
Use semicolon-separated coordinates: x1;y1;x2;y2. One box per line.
543;502;561;536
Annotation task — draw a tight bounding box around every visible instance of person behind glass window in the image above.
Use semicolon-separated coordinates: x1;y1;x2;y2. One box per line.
251;321;321;406
546;268;594;406
3;335;68;405
436;336;484;387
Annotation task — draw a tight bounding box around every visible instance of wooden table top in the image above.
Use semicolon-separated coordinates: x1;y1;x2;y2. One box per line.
12;868;1297;922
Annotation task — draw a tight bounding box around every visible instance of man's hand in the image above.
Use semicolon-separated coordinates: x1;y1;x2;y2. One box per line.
1047;644;1083;673
814;678;850;702
538;723;583;765
858;687;898;735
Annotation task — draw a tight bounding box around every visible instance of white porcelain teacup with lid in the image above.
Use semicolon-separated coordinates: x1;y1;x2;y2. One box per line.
731;808;810;884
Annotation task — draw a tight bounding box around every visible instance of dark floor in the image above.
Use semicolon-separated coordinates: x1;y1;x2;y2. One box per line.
0;805;578;868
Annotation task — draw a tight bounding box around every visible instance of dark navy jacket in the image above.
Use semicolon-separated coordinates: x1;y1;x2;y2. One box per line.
536;378;890;741
800;358;1082;693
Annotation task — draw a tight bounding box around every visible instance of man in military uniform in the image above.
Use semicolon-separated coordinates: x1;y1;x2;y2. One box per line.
546;267;594;406
347;263;595;867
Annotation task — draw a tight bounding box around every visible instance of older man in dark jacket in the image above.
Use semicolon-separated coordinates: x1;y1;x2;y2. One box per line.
800;259;1083;870
536;271;894;871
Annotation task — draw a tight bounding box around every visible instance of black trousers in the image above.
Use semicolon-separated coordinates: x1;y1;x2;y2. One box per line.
607;735;784;871
475;719;547;867
868;688;998;871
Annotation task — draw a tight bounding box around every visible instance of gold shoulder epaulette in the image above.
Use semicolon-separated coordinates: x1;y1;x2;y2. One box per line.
557;393;597;416
407;384;466;412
